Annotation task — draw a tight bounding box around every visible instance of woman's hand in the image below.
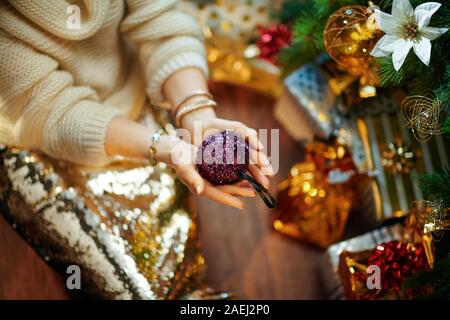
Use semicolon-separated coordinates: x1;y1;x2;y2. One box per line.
155;134;257;209
180;105;275;190
105;117;256;209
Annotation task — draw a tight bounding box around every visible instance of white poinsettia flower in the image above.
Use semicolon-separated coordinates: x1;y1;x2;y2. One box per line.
370;0;448;71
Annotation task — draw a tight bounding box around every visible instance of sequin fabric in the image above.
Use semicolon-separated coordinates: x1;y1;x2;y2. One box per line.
0;144;209;299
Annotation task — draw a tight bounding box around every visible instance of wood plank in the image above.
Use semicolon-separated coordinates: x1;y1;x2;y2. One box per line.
0;215;70;300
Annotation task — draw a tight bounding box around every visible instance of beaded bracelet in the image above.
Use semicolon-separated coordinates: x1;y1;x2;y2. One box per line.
175;99;217;127
172;90;214;117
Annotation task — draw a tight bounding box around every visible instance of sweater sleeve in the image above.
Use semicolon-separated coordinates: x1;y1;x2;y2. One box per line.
0;33;123;166
121;0;208;105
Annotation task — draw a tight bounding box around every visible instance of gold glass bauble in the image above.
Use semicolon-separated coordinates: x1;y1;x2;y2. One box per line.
323;5;382;76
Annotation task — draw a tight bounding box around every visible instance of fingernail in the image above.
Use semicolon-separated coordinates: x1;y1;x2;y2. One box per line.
233;201;244;210
258;141;264;150
265;166;275;177
196;184;203;195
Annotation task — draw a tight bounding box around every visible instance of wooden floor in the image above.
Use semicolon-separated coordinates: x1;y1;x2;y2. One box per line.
0;83;336;299
0;215;71;300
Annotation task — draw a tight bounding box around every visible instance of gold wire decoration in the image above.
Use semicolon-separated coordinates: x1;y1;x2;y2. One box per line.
381;141;418;175
401;92;445;143
405;199;449;268
410;199;450;242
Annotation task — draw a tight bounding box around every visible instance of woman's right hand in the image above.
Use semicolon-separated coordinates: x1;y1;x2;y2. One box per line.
155;134;256;210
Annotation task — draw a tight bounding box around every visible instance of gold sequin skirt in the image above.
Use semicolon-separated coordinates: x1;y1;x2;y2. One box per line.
0;110;225;300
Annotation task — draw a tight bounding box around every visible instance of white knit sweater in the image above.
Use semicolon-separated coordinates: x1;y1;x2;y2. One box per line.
0;0;208;165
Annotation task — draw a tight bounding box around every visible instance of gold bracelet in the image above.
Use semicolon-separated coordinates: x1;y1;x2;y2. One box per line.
172;91;214;117
175;99;217;127
148;128;166;165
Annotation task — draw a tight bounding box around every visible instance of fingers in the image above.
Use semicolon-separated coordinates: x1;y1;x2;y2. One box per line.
249;148;275;177
216;184;256;197
209;119;274;176
244;127;264;151
176;165;205;195
168;139;206;194
248;164;270;189
210;119;263;151
176;164;253;209
203;184;245;210
234;180;252;188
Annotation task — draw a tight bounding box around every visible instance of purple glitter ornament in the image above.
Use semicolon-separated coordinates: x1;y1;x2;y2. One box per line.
196;130;276;208
197;130;249;185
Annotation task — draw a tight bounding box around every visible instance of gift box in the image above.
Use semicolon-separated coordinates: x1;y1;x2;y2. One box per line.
274;63;337;143
351;93;450;220
326;222;434;300
338;241;430;300
178;0;273;42
327;224;405;270
178;0;282;97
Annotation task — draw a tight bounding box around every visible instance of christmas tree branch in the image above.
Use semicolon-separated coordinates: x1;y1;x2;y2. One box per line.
418;169;450;207
405;254;450;299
